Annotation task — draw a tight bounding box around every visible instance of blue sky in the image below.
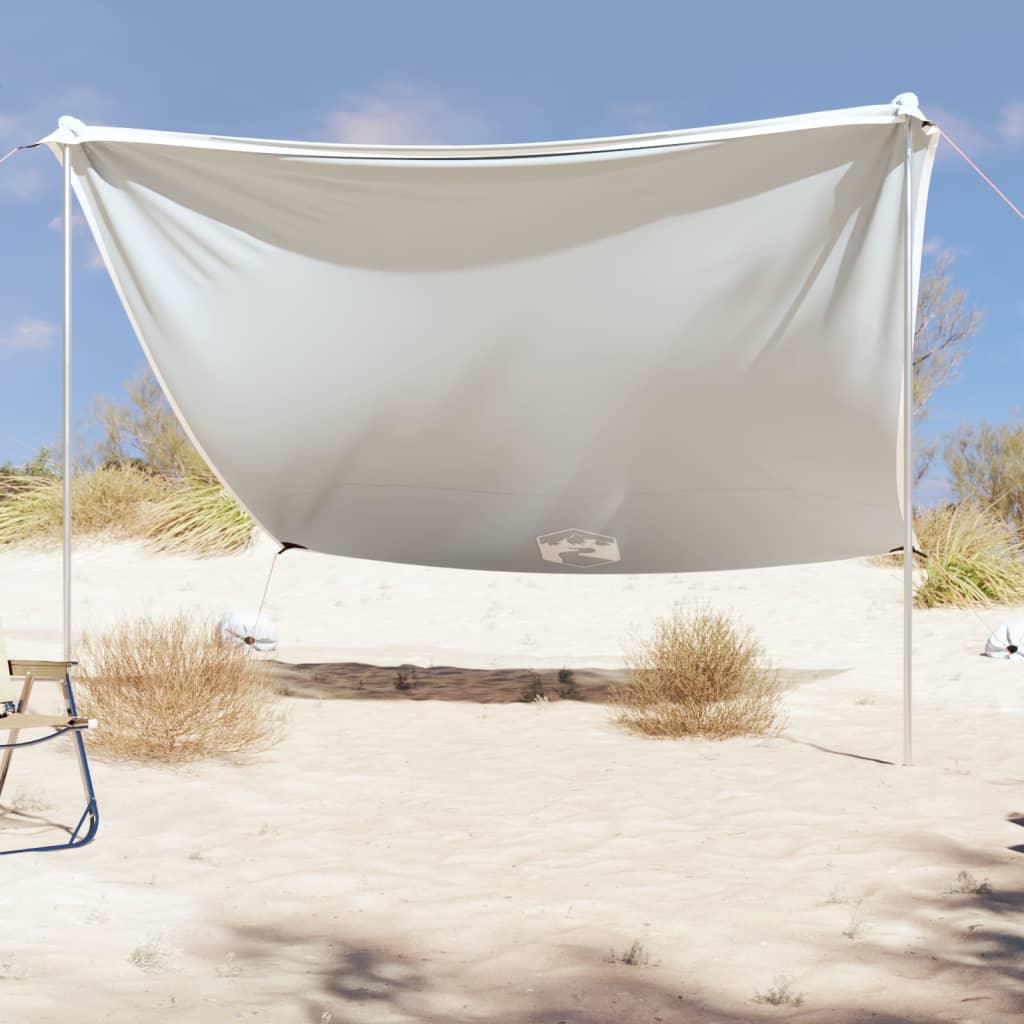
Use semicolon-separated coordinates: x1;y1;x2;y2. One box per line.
1;1;1021;495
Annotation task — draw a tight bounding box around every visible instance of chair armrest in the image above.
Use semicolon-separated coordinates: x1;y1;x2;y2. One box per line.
0;712;94;731
7;660;78;681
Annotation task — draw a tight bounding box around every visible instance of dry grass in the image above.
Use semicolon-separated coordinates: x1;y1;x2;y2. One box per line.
0;369;256;555
752;975;805;1007
949;870;992;896
914;503;1024;608
614;606;782;739
607;940;650;967
141;479;255;556
77;613;283;762
0;467;254;556
127;936;171;973
0;466;168;546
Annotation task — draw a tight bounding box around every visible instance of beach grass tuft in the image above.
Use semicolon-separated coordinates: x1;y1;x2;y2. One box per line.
614;606;782;739
77;613;283;762
0;464;253;556
141;477;255;556
914;503;1024;608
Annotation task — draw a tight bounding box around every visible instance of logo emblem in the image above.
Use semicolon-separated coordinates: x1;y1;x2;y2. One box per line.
536;528;621;568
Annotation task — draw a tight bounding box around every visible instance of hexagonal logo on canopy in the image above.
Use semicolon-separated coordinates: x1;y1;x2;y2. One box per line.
536;528;621;568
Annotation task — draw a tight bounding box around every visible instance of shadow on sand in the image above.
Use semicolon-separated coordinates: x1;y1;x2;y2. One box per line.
268;662;847;704
199;830;1024;1022
212;892;1024;1023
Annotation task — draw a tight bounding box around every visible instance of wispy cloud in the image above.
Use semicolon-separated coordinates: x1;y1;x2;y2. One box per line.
927;99;1024;160
0;317;58;352
0;86;112;200
46;211;105;271
998;100;1024;147
925;104;991;159
610;101;670;134
48;212;85;231
322;82;490;145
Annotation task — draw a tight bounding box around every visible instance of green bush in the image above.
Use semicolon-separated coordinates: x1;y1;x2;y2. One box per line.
914;502;1024;608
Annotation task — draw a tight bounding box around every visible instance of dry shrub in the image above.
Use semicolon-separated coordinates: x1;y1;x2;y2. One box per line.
0;465;168;546
77;614;282;762
73;465;171;534
914;502;1024;608
615;606;782;739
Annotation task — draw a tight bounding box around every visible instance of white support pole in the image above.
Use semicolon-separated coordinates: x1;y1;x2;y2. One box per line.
62;146;73;664
902;119;914;767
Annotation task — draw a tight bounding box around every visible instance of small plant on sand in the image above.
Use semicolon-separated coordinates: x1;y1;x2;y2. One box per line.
753;974;805;1007
128;937;170;973
77;613;283;762
0;955;28;981
394;667;416;692
520;671;546;703
607;940;649;967
4;788;53;815
216;952;242;978
842;900;866;940
913;503;1024;608
556;667;584;701
950;870;992;896
614;606;782;739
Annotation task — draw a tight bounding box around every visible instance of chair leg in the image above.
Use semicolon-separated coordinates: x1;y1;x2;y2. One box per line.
0;673;35;801
0;669;99;855
62;669;99;847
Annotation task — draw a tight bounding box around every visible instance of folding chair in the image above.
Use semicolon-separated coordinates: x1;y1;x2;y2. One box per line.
0;622;99;855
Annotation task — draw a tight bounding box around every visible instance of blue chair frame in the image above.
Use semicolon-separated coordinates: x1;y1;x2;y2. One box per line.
0;660;99;855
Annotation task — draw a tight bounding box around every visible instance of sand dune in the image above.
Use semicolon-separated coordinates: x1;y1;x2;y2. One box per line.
0;537;1022;1022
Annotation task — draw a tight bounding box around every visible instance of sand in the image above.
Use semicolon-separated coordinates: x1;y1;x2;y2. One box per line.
0;535;1022;1023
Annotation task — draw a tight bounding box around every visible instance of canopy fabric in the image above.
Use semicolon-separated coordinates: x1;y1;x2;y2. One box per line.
43;97;937;573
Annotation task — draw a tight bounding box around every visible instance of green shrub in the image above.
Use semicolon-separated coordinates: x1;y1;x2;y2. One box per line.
914;502;1024;608
944;422;1024;540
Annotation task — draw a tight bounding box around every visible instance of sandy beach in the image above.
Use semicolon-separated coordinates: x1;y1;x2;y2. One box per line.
1;536;1022;1022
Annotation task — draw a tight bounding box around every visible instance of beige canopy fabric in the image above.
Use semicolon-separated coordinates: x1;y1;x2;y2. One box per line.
43;97;937;572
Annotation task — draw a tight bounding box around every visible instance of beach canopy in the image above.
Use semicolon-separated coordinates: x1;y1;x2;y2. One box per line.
42;97;936;573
